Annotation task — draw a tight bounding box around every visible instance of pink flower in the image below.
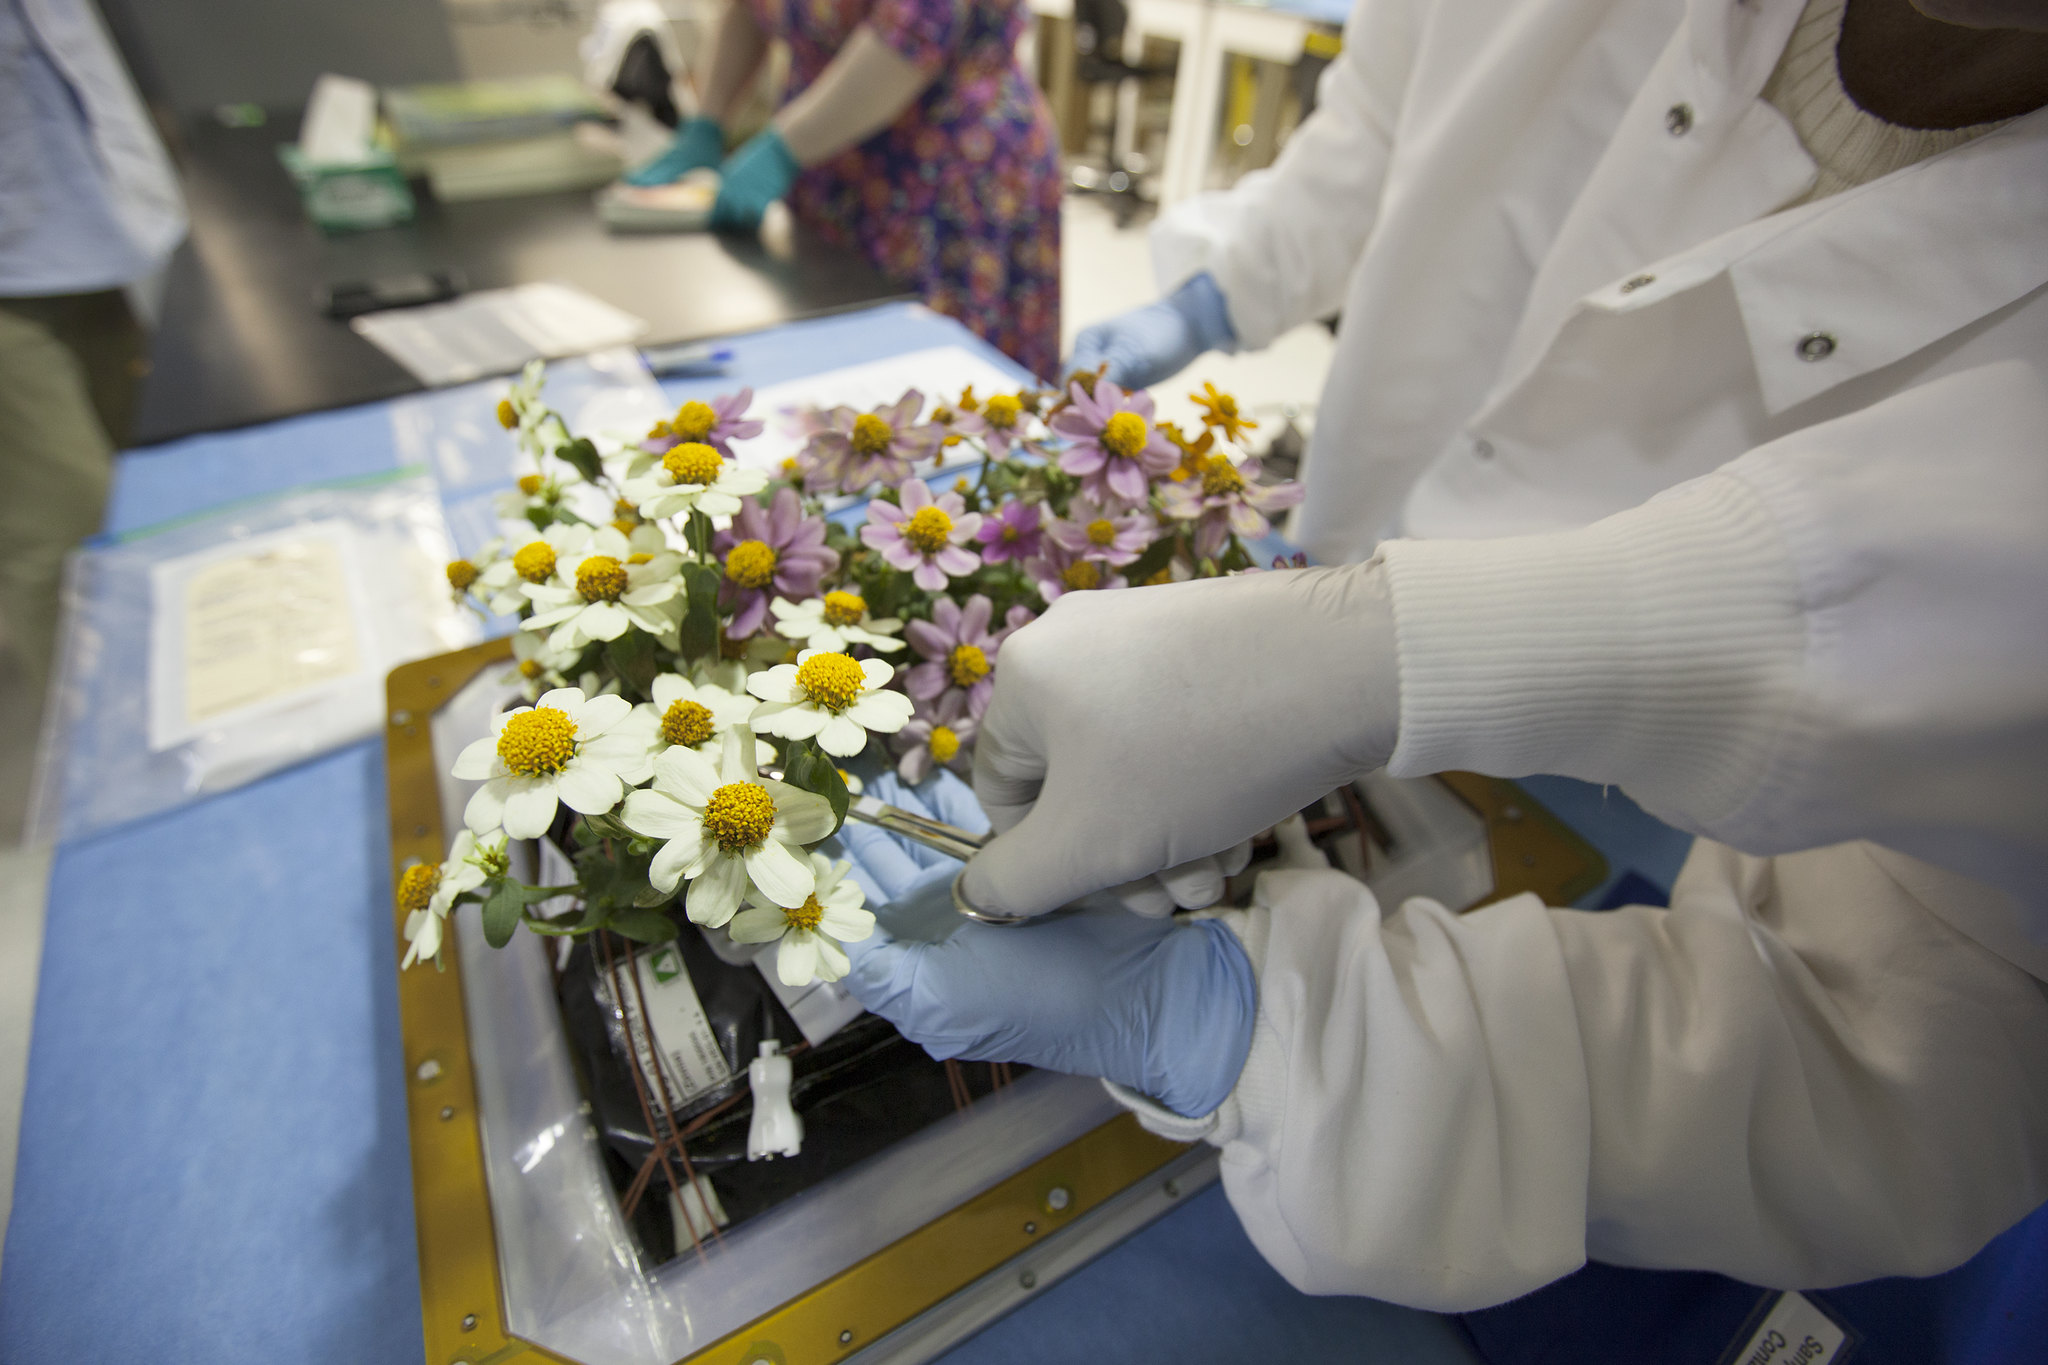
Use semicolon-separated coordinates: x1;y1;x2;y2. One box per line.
800;390;941;494
974;498;1044;565
1023;536;1129;603
1158;453;1306;560
903;594;1004;717
713;486;840;638
892;692;978;785
1050;379;1177;506
860;478;983;592
643;389;764;457
1046;495;1157;568
952;391;1038;459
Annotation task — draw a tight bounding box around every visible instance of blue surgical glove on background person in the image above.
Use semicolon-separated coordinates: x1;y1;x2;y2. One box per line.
1064;271;1237;390
836;771;1258;1120
623;114;726;186
712;127;801;232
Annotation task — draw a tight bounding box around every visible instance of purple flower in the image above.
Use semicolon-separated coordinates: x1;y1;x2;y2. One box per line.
860;478;983;592
801;390;942;494
953;390;1038;459
892;691;978;785
713;486;841;637
904;594;1004;717
643;389;764;457
1158;452;1306;560
1046;495;1157;568
974;498;1044;565
1050;379;1177;506
1023;536;1129;603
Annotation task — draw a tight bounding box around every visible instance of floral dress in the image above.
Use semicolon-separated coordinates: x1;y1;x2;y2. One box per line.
746;0;1064;380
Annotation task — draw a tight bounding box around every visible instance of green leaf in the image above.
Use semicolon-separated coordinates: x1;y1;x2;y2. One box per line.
1126;532;1179;586
609;908;680;943
482;881;527;947
556;436;603;484
606;629;659;697
524;505;554;533
779;737;851;832
678;562;722;662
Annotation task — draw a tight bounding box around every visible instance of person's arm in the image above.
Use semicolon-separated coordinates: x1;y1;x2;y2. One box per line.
1171;841;2048;1308
699;2;772;123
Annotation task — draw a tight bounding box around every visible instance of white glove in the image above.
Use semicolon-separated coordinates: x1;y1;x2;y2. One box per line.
965;563;1400;920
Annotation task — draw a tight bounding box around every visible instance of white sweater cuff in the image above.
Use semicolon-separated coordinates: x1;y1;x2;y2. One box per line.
1380;473;1805;830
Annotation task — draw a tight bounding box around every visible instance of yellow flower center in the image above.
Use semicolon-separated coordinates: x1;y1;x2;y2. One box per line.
518;659;544;679
663;442;723;486
614;498;640;524
822;590;867;627
780;457;800;478
497;706;577;777
984;393;1022;429
575;555;628;602
724;539;778;589
397;863;441;913
1085;518;1118;547
932;405;955;425
958;385;980;412
1142;567;1174;587
446;559;479;591
672;400;716;442
902;505;954;555
852;412;894;456
611;519;637;535
783;894;825;933
518;474;545;496
512;541;557;584
496;398;518;429
1002;523;1021;542
1101;411;1149;459
1200;454;1247;497
627;551;654;565
795;652;867;713
661;699;716;748
928;725;960;764
1062;561;1102;592
702;781;776;852
948;644;991;687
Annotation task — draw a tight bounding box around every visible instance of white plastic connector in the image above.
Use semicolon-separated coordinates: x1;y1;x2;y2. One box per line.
746;1039;802;1161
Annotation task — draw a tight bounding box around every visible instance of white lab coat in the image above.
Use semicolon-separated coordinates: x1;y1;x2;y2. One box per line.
1121;0;2048;1311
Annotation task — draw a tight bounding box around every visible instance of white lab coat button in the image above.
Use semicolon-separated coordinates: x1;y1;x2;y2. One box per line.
1665;103;1694;135
1796;331;1837;361
1621;274;1655;294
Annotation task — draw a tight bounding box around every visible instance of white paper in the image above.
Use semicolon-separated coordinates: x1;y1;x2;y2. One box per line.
352;282;650;387
147;522;374;751
299;73;376;165
1727;1293;1850;1365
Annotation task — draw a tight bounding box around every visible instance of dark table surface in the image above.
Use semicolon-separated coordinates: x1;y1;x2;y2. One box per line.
130;113;908;447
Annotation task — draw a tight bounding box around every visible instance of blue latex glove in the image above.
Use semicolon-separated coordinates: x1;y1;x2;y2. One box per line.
711;127;801;232
1064;272;1237;391
623;115;726;187
837;774;1257;1119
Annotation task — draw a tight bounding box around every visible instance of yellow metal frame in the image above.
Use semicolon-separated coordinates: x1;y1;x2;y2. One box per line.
385;642;1605;1365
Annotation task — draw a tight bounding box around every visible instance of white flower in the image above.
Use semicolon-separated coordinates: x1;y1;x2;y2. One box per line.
770;591;906;655
618;730;836;926
522;524;684;652
748;650;915;757
455;687;653;839
729;854;874;986
476;523;592;615
621;440;767;526
633;671;775;767
505;629;576;700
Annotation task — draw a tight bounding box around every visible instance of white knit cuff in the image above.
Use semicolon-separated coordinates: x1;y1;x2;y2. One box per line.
1381;474;1805;829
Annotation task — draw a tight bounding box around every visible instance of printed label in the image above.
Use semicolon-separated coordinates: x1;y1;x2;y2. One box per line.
1726;1293;1851;1365
598;944;732;1119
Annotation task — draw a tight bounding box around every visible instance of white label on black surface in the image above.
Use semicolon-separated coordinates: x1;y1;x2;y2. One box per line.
1728;1293;1849;1365
599;943;732;1114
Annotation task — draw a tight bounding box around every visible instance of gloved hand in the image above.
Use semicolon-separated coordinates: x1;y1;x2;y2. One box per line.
623;115;726;187
965;561;1400;921
841;877;1257;1119
834;769;991;942
711;127;800;232
1064;272;1237;391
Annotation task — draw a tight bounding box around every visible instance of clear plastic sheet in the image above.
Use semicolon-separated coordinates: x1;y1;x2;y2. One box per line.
31;471;477;843
428;671;1122;1365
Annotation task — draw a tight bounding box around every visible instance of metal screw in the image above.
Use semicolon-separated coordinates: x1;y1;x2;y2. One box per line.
414;824;429;837
392;710;412;726
1019;1270;1038;1290
1501;805;1523;823
1620;274;1655;293
415;1059;442;1082
1163;1179;1181;1198
1046;1185;1071;1212
752;1359;775;1365
1665;102;1693;135
838;1329;854;1345
1521;854;1537;868
460;1314;477;1331
1024;1221;1038;1235
440;1105;456;1121
427;676;442;689
1796;331;1837;362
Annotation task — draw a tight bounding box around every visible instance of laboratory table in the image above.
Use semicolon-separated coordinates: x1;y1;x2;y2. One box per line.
5;302;2042;1364
131;111;908;446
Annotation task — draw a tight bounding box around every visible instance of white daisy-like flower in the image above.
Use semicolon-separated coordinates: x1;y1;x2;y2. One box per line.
747;650;915;757
632;671;775;767
476;522;592;615
618;730;836;926
729;853;874;986
522;524;685;652
769;591;906;655
505;629;577;700
621;440;768;526
455;687;653;838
